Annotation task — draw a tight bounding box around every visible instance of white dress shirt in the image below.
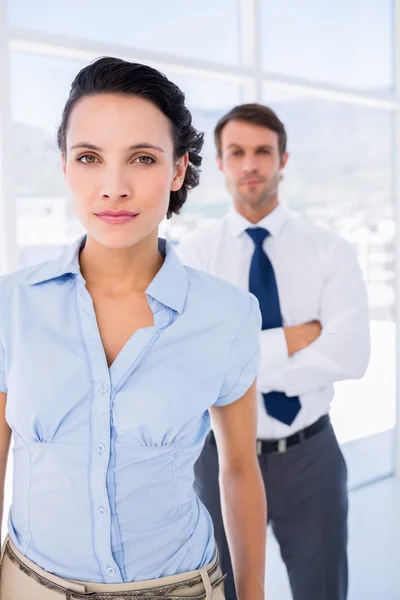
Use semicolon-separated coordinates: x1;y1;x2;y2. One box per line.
176;205;371;440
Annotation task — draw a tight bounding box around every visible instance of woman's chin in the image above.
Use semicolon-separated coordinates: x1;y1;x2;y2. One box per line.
86;225;157;250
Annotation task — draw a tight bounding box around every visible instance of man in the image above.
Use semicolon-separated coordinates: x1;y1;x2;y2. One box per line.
176;104;370;600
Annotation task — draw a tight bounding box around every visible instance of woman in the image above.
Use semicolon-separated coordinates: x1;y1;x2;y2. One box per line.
0;57;266;599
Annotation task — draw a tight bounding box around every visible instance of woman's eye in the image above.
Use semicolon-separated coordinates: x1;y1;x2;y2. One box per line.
134;156;155;165
77;155;98;164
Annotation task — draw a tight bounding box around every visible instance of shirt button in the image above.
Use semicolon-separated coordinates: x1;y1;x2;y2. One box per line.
97;443;105;454
106;567;116;577
99;383;109;394
97;507;106;518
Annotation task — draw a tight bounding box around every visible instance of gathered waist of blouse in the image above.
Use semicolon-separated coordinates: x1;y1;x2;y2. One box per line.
9;436;217;582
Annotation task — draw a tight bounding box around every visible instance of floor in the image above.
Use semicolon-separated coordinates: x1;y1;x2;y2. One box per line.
266;476;400;599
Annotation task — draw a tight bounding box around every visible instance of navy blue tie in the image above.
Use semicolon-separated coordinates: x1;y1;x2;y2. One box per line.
246;227;301;426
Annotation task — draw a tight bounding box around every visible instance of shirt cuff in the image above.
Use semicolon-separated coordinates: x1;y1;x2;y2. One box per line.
260;327;288;368
256;329;288;394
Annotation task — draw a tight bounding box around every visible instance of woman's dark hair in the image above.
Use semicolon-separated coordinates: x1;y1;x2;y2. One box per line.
57;56;204;218
214;103;287;158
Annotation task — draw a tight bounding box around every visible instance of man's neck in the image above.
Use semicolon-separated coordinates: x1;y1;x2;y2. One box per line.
233;197;280;224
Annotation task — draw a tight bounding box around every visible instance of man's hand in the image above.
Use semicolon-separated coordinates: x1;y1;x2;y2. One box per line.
284;321;322;356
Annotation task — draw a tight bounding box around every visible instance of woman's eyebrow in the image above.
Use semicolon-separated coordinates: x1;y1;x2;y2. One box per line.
69;142;165;153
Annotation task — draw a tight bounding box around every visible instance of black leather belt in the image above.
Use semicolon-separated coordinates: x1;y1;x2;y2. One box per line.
208;414;330;455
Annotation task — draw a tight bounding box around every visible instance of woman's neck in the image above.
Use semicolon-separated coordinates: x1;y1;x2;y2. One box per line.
79;232;164;294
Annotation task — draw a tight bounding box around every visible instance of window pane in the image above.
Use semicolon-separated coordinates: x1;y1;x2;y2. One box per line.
263;85;395;486
7;0;240;65
261;0;394;92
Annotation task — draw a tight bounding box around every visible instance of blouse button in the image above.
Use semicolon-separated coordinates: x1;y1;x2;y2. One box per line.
106;567;116;577
96;443;105;454
99;383;109;394
97;507;106;518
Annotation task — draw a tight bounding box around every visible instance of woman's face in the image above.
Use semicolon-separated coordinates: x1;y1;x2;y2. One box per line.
62;93;187;249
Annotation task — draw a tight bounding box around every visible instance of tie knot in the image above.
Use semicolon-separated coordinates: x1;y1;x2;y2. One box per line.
246;227;270;246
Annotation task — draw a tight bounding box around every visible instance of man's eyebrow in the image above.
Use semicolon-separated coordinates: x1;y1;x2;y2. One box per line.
226;144;275;150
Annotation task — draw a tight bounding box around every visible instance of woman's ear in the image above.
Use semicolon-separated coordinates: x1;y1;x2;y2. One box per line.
171;153;189;191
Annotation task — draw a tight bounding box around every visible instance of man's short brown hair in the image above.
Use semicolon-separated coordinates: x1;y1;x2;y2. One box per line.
214;103;287;157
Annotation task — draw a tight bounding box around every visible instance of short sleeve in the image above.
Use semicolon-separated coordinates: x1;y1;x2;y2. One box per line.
214;294;261;407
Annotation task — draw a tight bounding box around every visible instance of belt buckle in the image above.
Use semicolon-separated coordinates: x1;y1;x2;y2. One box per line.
256;440;262;456
277;438;287;453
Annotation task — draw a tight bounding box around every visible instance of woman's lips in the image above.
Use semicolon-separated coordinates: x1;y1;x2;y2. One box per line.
95;211;139;225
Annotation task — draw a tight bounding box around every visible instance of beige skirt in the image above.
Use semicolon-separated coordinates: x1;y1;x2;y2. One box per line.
0;535;225;600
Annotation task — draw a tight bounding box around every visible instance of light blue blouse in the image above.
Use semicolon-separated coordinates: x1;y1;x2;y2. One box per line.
0;237;261;583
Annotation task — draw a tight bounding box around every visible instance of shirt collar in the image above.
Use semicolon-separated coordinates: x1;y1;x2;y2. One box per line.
146;238;188;314
226;204;289;238
28;236;188;315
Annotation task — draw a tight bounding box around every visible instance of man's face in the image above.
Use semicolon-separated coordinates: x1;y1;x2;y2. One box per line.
217;120;288;210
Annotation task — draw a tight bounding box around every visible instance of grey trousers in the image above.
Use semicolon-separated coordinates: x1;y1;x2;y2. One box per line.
194;420;348;600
